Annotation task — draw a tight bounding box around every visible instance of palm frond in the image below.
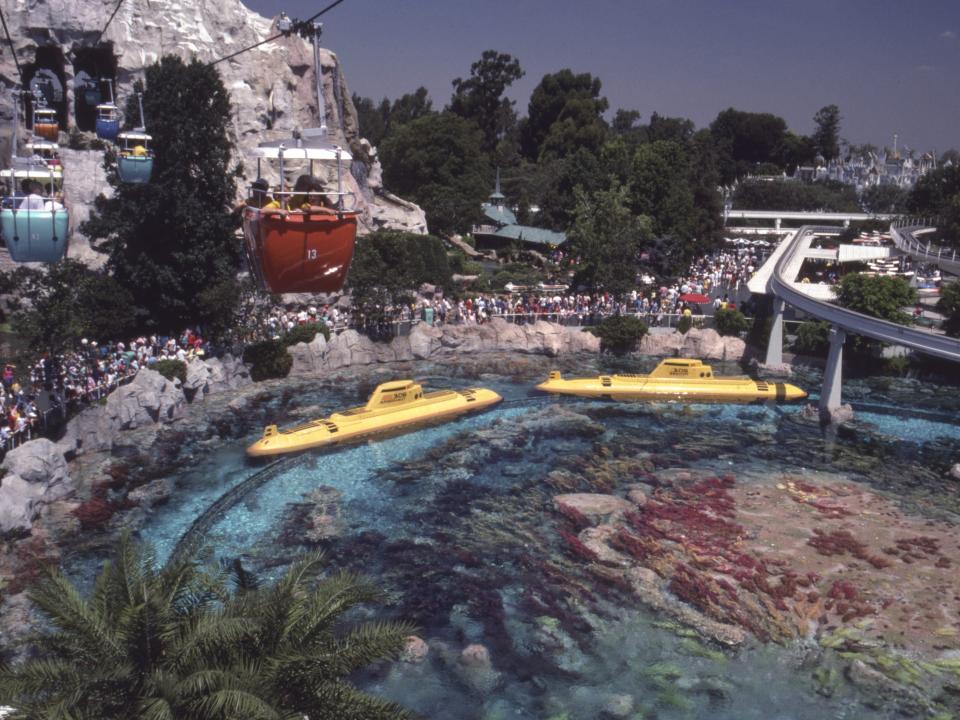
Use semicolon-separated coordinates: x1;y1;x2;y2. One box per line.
190;688;281;720
295;571;382;646
27;573;121;659
309;680;416;720
330;620;416;675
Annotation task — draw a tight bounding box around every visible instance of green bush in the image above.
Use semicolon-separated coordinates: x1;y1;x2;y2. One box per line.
937;281;960;338
712;307;749;336
152;359;187;383
677;315;693;334
243;339;293;381
282;321;330;347
792;320;831;355
589;315;649;355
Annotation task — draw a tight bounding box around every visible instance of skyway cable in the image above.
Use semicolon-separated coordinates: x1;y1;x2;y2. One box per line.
0;4;23;84
92;0;126;48
208;0;348;67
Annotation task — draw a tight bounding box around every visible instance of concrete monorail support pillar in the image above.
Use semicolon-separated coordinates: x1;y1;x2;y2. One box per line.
764;297;785;366
819;326;846;414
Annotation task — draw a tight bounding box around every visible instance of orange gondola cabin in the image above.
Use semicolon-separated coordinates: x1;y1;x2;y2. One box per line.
242;133;359;294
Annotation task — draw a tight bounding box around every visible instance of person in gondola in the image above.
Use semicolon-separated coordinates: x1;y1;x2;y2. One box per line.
18;180;45;210
291;174;336;213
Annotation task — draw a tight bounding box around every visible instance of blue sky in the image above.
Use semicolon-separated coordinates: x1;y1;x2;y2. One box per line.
242;0;959;152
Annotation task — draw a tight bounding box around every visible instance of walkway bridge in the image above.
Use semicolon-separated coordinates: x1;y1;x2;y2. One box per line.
726;209;895;229
890;221;960;276
762;225;960;420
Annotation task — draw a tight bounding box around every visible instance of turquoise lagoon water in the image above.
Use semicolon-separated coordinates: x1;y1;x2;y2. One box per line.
97;359;960;718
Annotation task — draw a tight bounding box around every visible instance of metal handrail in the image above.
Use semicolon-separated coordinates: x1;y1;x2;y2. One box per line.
771;226;960;362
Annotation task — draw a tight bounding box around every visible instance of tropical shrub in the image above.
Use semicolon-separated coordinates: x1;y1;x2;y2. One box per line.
937;281;960;338
284;321;331;347
0;535;415;719
792;320;831;355
243;338;293;381
712;307;749;336
589;315;649;355
835;273;916;325
677;314;693;334
152;358;187;383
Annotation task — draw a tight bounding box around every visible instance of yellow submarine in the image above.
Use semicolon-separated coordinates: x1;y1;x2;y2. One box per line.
247;380;502;457
536;358;807;403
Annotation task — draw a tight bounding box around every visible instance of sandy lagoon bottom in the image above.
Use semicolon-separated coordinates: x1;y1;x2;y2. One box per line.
85;357;960;719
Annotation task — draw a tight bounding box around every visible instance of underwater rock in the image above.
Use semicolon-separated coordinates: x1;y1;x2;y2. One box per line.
460;643;491;668
400;635;429;663
302;486;345;542
623;566;747;646
601;693;635;718
456;643;502;695
127;478;174;508
579;526;631;566
625;485;648;506
755;361;794;377
554;494;633;522
821;404;855;425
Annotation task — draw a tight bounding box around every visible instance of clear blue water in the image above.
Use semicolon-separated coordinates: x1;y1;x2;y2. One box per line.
82;359;960;718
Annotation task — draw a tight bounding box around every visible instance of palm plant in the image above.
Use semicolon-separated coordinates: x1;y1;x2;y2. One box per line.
0;535;415;719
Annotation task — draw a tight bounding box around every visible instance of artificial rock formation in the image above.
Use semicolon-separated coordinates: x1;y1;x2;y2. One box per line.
0;438;73;533
0;0;427;252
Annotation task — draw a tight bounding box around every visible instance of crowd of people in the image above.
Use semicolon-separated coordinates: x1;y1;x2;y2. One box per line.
0;330;209;453
0;246;768;453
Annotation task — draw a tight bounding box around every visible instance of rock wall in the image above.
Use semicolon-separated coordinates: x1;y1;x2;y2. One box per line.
287;319;604;376
0;438;72;533
0;0;427;244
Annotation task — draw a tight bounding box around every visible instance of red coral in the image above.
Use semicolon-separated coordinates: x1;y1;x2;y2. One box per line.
556;502;591;530
72;494;117;530
558;530;600;563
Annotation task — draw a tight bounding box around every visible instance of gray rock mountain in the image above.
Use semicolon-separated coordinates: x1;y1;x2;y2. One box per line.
0;0;427;260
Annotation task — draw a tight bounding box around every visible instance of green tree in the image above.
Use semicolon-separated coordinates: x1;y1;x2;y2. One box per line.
709;108;790;183
629;140;693;238
733;178;860;212
777;131;817;173
379;112;488;236
82;55;240;332
861;184;908;214
589;315;649;355
835;273;916;324
520;69;608;161
644;112;695;144
448;50;524;156
347;230;451;331
352;93;388;147
937;281;960;337
353;88;433;150
712;307;749;336
813;104;841;162
907;165;960;248
792;320;831;355
11;260;137;351
0;536;414;719
568;183;653;295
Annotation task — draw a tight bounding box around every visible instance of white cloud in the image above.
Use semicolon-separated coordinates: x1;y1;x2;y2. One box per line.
941;30;957;40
